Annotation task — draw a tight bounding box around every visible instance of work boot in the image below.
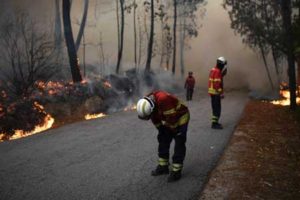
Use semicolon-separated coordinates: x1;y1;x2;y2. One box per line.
167;170;182;182
211;122;223;129
151;165;169;176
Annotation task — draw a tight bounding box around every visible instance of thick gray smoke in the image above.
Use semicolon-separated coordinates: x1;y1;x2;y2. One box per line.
0;0;283;95
184;0;282;93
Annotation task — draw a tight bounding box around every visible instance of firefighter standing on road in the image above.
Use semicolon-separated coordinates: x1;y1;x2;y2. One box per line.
137;90;190;182
184;71;196;101
208;57;228;129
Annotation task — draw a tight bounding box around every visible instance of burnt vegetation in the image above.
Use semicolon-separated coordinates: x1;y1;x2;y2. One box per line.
0;0;206;140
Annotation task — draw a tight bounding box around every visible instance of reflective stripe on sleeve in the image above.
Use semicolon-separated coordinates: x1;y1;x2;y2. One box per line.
163;102;184;115
163;108;176;115
208;88;218;94
164;113;190;129
209;78;222;82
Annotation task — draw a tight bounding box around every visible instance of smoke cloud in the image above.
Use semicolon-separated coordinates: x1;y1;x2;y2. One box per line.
0;0;284;94
184;0;281;93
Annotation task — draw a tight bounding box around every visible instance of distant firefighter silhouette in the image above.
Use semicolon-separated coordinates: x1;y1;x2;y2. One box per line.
184;71;196;101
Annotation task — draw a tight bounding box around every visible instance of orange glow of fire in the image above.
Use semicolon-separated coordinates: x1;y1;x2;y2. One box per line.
84;113;106;120
0;104;4;117
123;105;137;111
271;90;300;106
0;102;54;142
103;81;112;88
81;79;88;84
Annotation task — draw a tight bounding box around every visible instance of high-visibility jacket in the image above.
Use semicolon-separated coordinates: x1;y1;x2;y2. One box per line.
147;91;189;131
208;66;223;95
185;76;196;89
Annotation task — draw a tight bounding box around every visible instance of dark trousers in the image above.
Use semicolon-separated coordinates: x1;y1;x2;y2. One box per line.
157;124;188;164
186;88;194;101
210;95;221;123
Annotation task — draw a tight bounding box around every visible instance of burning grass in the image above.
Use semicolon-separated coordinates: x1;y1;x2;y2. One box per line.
271;89;300;106
0;76;137;142
0;100;54;141
84;113;106;120
269;84;300;106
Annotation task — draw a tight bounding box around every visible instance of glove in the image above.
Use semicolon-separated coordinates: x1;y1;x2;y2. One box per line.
220;94;225;99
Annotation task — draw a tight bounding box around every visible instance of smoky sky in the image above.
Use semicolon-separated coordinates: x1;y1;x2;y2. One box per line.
186;0;280;92
0;0;282;92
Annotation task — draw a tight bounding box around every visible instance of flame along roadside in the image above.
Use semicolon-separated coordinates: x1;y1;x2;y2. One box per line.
271;89;300;106
0;103;137;142
0;102;55;142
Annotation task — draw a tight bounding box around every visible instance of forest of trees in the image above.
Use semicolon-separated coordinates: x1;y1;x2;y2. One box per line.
224;0;300;110
0;0;299;104
0;0;299;139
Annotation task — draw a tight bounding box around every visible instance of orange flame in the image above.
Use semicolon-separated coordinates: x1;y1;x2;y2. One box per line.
81;79;88;84
0;102;54;142
271;89;300;106
123;104;137;111
84;113;106;120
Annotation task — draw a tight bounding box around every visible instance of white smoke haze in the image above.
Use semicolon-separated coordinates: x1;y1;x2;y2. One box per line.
0;0;285;95
185;0;283;94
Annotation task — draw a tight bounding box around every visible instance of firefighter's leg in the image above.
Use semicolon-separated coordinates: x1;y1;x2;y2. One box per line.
152;127;173;176
186;89;189;101
190;88;194;100
169;124;188;182
211;95;222;129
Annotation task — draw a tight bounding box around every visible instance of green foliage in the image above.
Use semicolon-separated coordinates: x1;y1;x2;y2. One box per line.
224;0;299;56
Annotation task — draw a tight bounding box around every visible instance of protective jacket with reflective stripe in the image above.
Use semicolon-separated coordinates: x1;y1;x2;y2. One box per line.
147;91;189;132
208;67;223;95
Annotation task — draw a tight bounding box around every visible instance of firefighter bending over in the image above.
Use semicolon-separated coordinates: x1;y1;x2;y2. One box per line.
137;90;190;182
208;57;228;129
184;71;196;101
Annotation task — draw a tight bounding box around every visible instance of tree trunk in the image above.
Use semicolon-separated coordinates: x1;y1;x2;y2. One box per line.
160;21;165;69
258;42;274;90
62;0;83;82
116;0;124;74
271;46;281;87
133;0;137;69
281;0;297;110
138;15;143;71
54;0;62;50
116;0;120;50
179;6;186;77
297;57;300;91
75;0;89;52
172;0;177;75
145;0;154;73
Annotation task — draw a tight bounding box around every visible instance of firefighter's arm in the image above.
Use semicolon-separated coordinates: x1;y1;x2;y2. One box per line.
151;113;162;130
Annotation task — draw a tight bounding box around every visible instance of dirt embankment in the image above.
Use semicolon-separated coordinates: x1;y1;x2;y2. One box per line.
200;101;300;199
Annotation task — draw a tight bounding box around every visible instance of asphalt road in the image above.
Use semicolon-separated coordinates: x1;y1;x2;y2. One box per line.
0;91;248;200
